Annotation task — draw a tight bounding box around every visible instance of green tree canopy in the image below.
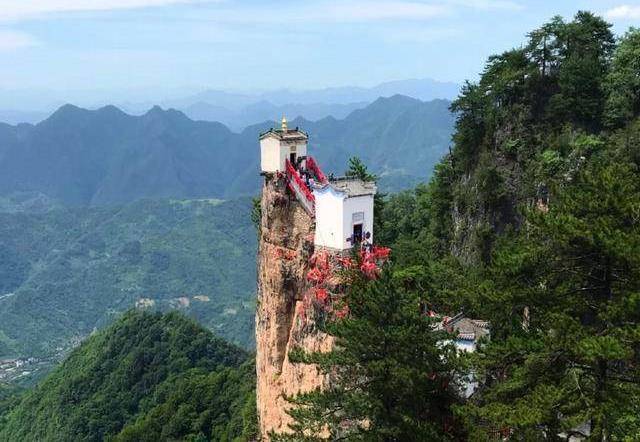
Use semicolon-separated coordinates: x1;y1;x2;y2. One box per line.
345;156;377;182
275;266;463;442
0;311;257;442
605;28;640;128
459;148;640;440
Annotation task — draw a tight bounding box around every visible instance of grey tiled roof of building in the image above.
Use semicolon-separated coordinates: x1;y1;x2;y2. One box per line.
259;127;308;141
435;313;490;342
315;177;377;198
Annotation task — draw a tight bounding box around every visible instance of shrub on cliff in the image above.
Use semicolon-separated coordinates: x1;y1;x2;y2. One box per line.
275;266;463;441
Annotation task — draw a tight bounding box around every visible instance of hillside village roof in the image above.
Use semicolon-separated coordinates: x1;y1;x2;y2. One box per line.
436;313;490;342
314;177;377;198
259;127;308;141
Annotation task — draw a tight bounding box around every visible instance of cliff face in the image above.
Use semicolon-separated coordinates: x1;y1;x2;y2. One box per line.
255;174;334;439
448;136;526;265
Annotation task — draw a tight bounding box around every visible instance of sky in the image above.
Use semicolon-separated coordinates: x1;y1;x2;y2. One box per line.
0;0;639;107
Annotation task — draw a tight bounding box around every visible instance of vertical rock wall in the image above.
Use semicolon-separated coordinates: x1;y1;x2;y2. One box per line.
255;174;334;440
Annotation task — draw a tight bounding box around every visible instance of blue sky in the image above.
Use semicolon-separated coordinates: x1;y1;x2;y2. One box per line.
0;0;639;105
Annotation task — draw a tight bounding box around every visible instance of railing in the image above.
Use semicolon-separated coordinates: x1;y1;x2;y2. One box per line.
306;156;328;185
285;159;315;216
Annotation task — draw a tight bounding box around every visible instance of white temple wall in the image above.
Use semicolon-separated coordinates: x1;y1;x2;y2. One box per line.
342;195;374;249
260;137;283;172
260;137;308;173
313;189;345;250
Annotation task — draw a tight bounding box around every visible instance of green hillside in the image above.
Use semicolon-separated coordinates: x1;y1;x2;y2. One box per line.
0;197;256;359
0;96;453;205
0;311;257;442
366;13;640;440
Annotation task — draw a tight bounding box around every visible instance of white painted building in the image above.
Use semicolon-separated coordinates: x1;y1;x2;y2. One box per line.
258;118;377;252
259;117;308;173
435;313;490;398
313;178;376;251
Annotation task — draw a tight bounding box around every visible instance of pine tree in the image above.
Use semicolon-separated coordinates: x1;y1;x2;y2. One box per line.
461;151;640;440
605;28;640;128
274;267;463;441
345;157;377;182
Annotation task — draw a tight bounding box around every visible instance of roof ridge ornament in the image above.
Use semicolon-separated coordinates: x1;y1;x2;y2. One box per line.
281;116;288;132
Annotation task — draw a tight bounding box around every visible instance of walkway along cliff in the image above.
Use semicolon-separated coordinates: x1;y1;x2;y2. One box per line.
255;118;381;439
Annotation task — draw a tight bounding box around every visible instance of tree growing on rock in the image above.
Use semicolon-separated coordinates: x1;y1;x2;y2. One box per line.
274;265;463;442
460;149;640;440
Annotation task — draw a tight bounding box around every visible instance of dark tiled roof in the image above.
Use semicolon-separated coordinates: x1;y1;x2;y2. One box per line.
259;127;308;141
436;313;490;342
314;177;377;198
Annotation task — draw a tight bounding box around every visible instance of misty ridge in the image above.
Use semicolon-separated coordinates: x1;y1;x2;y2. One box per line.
0;77;460;129
0;94;454;207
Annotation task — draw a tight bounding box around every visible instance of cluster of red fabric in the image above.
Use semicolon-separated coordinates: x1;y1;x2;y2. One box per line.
306;268;325;284
305;156;329;184
336;256;355;269
358;246;391;279
372;245;391;259
359;260;380;279
315;288;329;303
300;245;391;323
285;159;315;203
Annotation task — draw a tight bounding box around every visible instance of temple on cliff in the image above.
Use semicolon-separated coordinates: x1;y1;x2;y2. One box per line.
256;117;386;439
259;117;376;252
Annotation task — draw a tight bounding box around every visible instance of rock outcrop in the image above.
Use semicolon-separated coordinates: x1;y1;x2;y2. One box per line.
255;173;334;439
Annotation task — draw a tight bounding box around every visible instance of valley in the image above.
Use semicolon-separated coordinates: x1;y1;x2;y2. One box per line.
0;95;454;377
1;3;639;440
0;198;257;364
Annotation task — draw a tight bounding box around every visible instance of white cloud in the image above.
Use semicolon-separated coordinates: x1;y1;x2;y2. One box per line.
0;0;523;24
449;0;522;10
383;26;460;43
0;30;38;51
324;2;448;22
0;0;216;21
604;4;640;20
178;1;452;25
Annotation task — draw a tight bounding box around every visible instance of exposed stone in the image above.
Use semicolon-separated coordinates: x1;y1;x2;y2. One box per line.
256;174;334;440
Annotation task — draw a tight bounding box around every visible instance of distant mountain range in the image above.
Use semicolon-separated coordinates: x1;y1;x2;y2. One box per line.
0;78;460;129
152;77;460;109
128;77;460;130
0;95;455;206
179;101;368;131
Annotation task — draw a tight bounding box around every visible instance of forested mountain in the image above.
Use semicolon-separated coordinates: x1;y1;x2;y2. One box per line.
0;95;452;362
274;12;640;441
0;96;454;206
0;197;256;359
5;8;640;441
0;311;257;442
